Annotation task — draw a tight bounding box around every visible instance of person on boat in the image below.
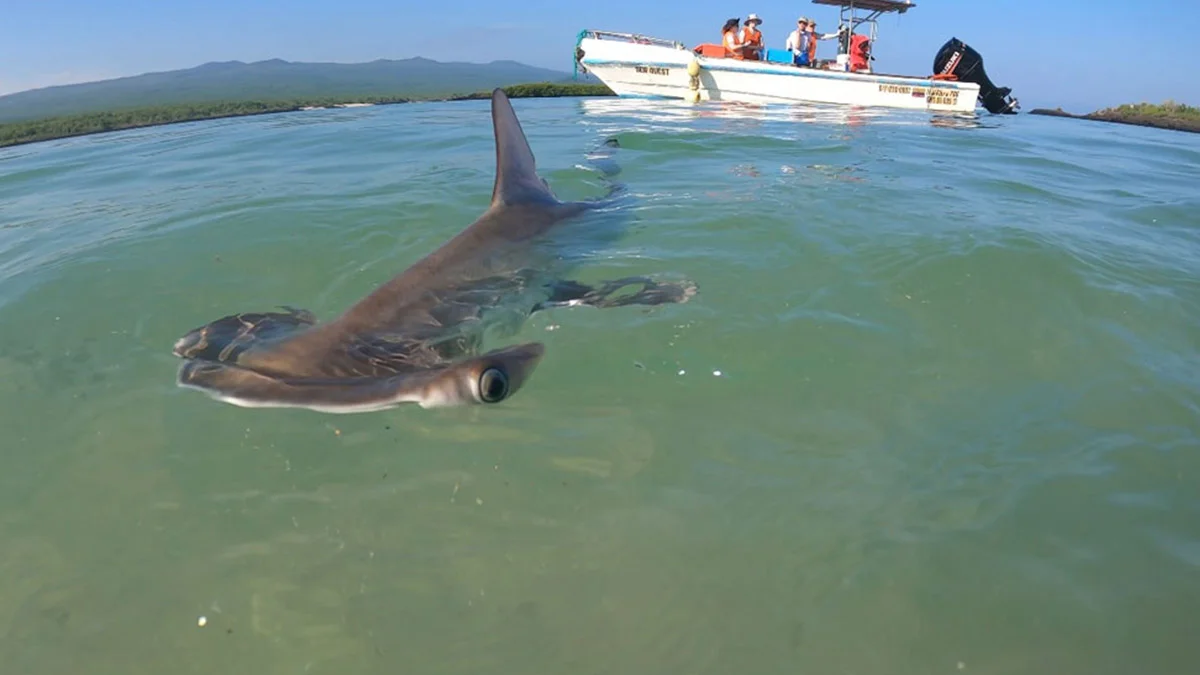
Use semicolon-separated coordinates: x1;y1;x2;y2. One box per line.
803;19;841;67
739;14;764;60
848;33;871;72
722;18;748;59
785;17;811;66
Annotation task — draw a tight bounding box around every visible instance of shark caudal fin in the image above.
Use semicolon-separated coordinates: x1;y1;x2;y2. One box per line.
489;88;558;207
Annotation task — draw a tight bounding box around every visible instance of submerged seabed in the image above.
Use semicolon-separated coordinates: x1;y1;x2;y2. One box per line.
0;97;1198;675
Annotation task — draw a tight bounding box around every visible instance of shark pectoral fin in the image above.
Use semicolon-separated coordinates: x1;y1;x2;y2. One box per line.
175;342;547;414
172;307;319;363
536;276;699;312
489;88;558;207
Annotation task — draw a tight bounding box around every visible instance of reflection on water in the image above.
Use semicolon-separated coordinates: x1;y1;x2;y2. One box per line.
576;96;985;133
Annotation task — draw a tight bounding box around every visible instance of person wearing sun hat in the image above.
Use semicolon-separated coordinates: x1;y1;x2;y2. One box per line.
739;13;764;60
722;17;748;59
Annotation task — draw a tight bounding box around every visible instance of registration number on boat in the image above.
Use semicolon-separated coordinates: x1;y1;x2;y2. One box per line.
635;65;670;76
878;83;959;105
925;89;960;105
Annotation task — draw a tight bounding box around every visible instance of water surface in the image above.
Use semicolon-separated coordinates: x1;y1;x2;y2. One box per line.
1;97;1198;675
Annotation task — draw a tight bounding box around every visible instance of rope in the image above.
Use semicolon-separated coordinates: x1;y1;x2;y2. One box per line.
571;29;590;79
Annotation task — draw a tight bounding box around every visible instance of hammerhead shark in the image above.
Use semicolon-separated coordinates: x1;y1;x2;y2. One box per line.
172;88;695;413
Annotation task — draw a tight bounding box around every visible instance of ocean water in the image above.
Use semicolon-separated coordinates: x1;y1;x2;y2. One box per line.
1;96;1198;675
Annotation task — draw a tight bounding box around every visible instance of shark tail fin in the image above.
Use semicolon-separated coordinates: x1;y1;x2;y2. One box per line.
489;88;558;207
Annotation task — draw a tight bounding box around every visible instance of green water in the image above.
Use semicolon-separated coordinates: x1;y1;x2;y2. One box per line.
1;97;1198;674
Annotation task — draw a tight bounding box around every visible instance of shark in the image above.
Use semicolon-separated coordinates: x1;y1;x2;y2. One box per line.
171;88;695;413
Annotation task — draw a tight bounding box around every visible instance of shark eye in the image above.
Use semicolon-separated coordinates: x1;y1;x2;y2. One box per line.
477;367;510;403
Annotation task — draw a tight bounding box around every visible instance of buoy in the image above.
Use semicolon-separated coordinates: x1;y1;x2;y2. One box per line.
686;57;702;103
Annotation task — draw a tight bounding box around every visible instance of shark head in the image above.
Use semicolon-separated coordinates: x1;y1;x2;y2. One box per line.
176;341;546;413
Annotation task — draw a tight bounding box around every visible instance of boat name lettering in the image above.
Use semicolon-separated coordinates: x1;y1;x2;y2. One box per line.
635;65;670;76
879;84;912;95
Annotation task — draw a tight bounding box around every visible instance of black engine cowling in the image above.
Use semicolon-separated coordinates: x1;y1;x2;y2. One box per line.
933;38;1019;114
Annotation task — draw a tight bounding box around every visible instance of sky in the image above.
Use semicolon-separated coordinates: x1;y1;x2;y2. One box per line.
1;0;1197;112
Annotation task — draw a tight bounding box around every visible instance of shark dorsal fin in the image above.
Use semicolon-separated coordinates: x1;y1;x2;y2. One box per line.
489;88;557;206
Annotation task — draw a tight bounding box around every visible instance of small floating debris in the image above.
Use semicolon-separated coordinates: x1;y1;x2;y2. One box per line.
712;370;723;377
197;616;207;627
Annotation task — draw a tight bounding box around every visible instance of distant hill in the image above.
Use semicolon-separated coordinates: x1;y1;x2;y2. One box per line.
0;57;586;123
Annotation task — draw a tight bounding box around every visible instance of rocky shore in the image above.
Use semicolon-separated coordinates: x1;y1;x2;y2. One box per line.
1030;102;1200;134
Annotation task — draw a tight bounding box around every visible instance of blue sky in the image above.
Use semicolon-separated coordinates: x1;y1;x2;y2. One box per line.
2;0;1196;111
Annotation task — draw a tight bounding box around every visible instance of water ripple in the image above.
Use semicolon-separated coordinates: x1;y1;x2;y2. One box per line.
1;97;1199;674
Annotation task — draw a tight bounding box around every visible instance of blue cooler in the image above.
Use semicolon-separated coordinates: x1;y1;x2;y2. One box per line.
764;48;794;64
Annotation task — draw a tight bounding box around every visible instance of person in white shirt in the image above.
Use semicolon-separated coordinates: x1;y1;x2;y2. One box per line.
785;16;842;67
785;17;810;65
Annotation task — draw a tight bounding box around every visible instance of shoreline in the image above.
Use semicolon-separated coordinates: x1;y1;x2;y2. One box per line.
0;82;614;150
1029;105;1200;134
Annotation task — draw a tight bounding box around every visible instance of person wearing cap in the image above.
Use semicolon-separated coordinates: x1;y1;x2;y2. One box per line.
785;17;809;66
739;14;764;60
787;17;840;67
804;19;843;66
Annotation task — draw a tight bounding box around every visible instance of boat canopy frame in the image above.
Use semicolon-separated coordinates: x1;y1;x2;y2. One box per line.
811;0;916;55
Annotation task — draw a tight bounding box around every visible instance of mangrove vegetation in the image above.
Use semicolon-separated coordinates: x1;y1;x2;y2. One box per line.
0;82;614;149
447;82;613;100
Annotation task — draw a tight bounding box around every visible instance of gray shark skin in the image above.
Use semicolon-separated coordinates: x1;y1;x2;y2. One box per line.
172;88;696;413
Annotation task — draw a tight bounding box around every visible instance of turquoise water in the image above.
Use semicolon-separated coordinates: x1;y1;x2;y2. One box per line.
1;96;1199;674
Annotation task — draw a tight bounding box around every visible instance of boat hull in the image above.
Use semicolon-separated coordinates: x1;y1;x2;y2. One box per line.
577;35;980;114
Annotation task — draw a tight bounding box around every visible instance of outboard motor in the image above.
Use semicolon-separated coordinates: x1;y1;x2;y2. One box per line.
933;38;1019;114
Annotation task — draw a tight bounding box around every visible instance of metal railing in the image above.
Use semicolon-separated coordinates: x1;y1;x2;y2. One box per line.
579;30;687;50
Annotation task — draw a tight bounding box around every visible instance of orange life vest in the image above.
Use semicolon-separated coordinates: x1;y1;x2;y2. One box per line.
741;27;763;60
849;34;870;71
723;29;744;59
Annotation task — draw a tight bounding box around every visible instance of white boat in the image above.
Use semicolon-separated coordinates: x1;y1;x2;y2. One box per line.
573;0;1018;116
